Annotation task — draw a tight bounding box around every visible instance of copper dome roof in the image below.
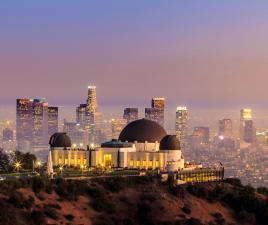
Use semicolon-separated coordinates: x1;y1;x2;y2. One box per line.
119;119;167;143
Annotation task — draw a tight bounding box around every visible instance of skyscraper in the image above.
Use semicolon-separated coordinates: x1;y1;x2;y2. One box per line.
175;106;188;148
48;107;58;136
86;85;97;113
16;98;54;151
3;128;14;141
219;119;232;139
123;108;138;124
76;104;87;128
16;99;34;151
32;98;48;147
240;108;255;143
145;97;165;127
193;127;210;144
111;119;127;139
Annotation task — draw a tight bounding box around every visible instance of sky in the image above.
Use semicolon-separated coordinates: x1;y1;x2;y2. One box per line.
1;1;268;109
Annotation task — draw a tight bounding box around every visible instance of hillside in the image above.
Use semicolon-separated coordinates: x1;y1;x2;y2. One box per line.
0;176;267;225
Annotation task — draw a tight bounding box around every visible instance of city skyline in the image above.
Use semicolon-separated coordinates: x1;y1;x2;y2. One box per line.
1;1;268;107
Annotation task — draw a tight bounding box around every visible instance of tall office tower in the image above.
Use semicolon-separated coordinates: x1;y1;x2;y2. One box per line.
145;98;165;127
193;127;210;144
175;106;188;148
32;98;48;147
240;108;255;143
219;119;233;139
111;119;127;139
123;108;138;124
48;107;58;136
16;99;34;151
86;85;97;113
63;120;87;147
76;104;87;128
3;128;14;141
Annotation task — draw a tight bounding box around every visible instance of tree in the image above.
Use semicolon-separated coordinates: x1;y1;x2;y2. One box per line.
0;148;10;172
11;151;37;170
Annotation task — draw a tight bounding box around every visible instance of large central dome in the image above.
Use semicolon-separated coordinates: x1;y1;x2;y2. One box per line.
119;118;167;143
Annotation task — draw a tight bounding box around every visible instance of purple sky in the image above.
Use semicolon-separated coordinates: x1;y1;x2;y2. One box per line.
1;1;268;108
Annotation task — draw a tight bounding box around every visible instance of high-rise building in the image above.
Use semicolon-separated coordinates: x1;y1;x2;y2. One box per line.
240;108;255;143
63;120;87;147
219;119;232;139
193;127;210;144
123;108;138;124
48;107;58;136
3;128;14;141
175;106;188;148
86;85;97;113
16;98;53;152
145;97;165;127
16;99;34;151
111;119;127;139
76;104;87;128
32;98;48;147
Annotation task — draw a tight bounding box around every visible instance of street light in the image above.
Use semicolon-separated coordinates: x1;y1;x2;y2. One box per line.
59;166;63;176
14;161;22;173
81;164;84;176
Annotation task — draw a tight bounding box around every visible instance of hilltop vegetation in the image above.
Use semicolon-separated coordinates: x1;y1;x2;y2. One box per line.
0;176;267;225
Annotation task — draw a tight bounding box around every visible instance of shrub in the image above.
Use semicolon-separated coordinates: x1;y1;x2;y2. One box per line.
224;178;242;187
24;195;35;209
211;212;225;225
8;191;25;208
185;218;203;225
182;204;191;214
32;177;45;194
31;210;46;225
44;205;59;220
64;214;75;221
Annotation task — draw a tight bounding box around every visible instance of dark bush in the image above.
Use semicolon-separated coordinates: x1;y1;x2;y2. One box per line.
224;178;242;187
103;177;123;192
24;195;35;209
211;212;225;225
136;202;153;225
185;218;204;225
8;191;25;208
44;205;59;220
186;185;208;198
64;214;75;221
31;210;46;225
182;204;191;214
32;177;45;194
45;203;61;210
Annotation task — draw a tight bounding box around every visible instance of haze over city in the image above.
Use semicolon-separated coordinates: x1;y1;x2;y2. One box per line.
2;2;268;224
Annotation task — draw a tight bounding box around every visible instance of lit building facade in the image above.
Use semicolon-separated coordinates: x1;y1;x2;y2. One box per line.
16;99;34;151
175;106;188;149
48;107;58;137
111;118;127;139
50;119;184;172
145;98;165;127
240;108;255;143
218;119;232;139
32;99;48;147
123;108;138;124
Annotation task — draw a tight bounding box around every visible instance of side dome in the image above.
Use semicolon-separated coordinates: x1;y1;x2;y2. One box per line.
119;118;167;142
160;135;180;150
49;132;72;148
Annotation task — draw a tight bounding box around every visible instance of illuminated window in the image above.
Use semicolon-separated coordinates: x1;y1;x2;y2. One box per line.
155;160;159;168
77;159;81;164
142;160;147;167
148;160;153;168
136;161;140;167
71;159;74;165
84;159;87;164
104;154;112;167
130;160;134;167
65;159;68;165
